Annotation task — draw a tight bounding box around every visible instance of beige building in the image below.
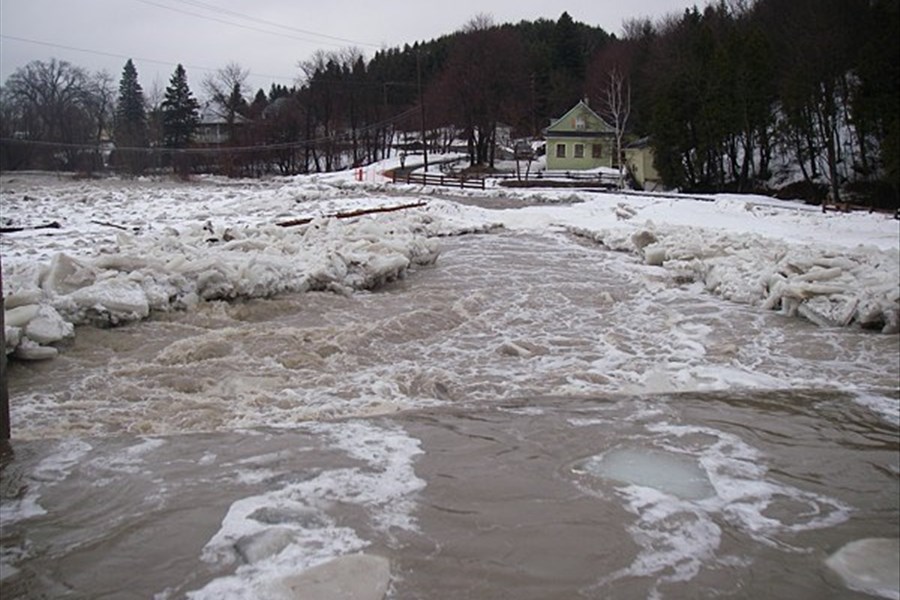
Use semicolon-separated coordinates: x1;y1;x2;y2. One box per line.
625;137;662;191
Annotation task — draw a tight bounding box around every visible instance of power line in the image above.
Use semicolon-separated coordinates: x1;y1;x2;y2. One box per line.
172;0;382;48
132;0;371;50
0;34;298;83
0;105;421;155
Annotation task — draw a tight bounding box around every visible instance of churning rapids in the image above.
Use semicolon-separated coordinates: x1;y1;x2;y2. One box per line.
2;232;899;599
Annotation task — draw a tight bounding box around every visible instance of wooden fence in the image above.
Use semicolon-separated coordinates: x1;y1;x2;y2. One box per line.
392;171;486;190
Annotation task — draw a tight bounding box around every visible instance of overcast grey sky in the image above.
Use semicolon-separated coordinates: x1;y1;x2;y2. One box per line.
1;0;698;96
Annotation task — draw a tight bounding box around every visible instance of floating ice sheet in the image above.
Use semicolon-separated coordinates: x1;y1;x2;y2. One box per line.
574;447;716;501
826;538;900;600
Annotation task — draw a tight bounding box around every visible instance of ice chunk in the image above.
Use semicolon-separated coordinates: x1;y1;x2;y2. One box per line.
497;341;533;358
826;538;900;600
615;203;637;220
24;305;74;344
575;447;716;501
13;338;59;361
41;253;96;295
266;554;390;600
4;304;39;328
4;326;21;354
631;229;657;250
68;280;150;323
643;245;666;267
4;290;42;310
234;527;295;565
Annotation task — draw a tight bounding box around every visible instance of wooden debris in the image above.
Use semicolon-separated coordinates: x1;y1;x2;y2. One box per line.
0;221;62;234
90;220;134;231
276;201;427;228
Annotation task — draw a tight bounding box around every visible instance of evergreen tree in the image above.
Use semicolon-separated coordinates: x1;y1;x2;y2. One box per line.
115;59;148;172
161;64;200;148
248;88;268;119
116;59;147;141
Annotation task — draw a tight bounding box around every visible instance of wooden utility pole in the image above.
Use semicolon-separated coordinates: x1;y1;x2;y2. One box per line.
1;254;9;441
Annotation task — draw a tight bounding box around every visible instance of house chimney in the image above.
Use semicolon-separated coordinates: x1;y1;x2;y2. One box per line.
583;95;590;107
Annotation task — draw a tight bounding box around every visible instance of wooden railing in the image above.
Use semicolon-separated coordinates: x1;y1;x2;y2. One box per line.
392;171;486;190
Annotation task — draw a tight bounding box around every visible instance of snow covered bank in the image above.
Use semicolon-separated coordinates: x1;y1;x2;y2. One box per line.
3;217;438;358
566;220;899;333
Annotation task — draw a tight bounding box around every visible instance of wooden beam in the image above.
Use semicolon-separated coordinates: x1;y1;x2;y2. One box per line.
276;201;427;228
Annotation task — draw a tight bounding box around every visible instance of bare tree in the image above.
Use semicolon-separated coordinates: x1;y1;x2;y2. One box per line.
145;76;166;150
603;66;631;189
203;62;249;125
84;70;115;171
3;59;99;169
428;15;529;168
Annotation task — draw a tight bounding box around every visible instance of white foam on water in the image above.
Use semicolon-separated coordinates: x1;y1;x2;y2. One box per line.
0;545;26;582
88;437;166;475
0;438;93;582
851;391;900;427
580;421;852;597
1;438;92;524
186;421;424;600
497;405;547;417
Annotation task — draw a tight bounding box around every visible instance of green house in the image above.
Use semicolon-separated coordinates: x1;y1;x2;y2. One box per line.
543;100;616;171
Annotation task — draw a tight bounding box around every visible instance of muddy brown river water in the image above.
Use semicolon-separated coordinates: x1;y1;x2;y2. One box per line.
2;232;898;598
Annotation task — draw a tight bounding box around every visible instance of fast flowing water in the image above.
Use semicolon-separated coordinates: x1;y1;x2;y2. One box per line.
2;231;898;599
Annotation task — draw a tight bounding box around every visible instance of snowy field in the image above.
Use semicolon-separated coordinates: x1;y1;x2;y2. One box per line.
3;162;898;361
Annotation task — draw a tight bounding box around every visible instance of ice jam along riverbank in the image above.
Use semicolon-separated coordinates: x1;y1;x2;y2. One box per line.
3;215;439;359
2;172;898;362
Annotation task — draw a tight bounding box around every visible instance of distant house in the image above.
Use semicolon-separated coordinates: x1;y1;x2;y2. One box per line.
624;137;663;191
194;103;250;146
543;99;616;171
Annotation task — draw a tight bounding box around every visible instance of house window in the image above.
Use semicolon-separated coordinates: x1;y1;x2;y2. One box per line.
556;143;566;158
575;116;586;130
592;144;602;159
574;144;584;158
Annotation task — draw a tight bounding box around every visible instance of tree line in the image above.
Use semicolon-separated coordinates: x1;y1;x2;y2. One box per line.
0;1;896;207
0;10;608;178
626;0;898;208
